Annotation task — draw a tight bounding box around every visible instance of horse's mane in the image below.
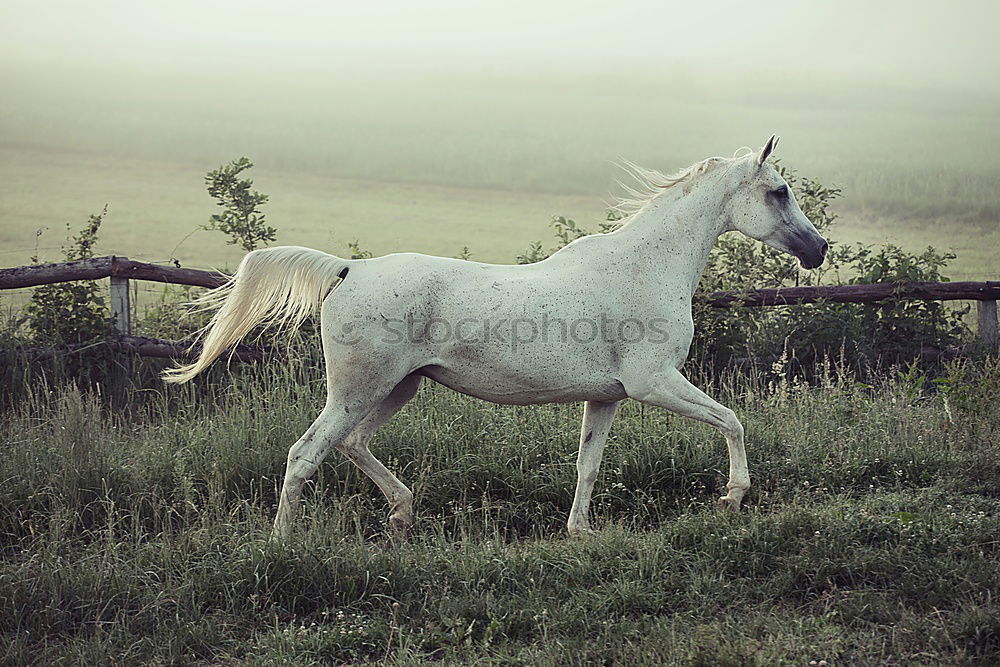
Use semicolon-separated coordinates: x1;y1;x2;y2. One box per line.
608;155;734;227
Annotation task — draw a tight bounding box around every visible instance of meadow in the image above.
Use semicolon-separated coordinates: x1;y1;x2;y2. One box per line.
0;355;998;664
2;63;999;665
1;65;997;279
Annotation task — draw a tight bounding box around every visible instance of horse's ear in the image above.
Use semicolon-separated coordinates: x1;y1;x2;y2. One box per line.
757;134;779;166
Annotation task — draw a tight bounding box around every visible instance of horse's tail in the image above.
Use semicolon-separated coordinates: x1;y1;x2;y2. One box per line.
162;246;348;384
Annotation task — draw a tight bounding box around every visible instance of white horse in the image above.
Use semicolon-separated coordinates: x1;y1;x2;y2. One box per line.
164;136;827;538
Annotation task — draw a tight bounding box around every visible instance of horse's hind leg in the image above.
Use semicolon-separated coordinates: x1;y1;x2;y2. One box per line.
271;374;421;539
627;368;749;510
336;374;421;534
272;398;370;540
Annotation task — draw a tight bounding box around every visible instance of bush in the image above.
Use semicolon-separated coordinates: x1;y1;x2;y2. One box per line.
691;165;967;372
23;207;112;347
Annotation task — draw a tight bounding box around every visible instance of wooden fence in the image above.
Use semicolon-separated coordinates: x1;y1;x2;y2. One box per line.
1;257;231;361
1;255;998;359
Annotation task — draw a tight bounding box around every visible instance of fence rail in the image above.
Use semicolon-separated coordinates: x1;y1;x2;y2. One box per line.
0;256;227;290
1;255;997;358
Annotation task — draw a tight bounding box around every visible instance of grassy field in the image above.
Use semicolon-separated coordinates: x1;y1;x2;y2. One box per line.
1;147;997;284
1;356;998;664
1;65;997;280
0;147;600;270
1;62;999;665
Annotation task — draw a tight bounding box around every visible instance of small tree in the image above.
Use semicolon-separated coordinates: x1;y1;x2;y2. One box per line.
204;157;276;252
25;207;111;346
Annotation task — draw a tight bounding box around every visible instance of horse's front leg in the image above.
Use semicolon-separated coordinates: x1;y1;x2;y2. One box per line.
626;368;749;510
567;400;619;535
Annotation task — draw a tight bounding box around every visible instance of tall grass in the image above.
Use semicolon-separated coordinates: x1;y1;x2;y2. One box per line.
1;355;998;664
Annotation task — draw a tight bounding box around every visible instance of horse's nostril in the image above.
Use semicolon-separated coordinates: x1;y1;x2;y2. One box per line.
820;241;829;257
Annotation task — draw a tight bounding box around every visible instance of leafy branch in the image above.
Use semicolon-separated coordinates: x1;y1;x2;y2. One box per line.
204;157;276;252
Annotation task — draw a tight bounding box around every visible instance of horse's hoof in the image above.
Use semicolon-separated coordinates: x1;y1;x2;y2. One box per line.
717;496;741;511
389;513;413;536
270;522;291;542
566;523;594;536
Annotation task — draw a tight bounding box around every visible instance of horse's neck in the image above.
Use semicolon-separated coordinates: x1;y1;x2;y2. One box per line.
608;186;727;295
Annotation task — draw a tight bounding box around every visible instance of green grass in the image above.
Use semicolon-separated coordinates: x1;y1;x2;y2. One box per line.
1;356;998;664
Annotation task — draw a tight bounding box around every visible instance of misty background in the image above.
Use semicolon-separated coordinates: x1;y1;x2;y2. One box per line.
1;0;997;275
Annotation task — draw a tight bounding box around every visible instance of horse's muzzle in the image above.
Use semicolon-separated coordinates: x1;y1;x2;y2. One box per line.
797;237;828;270
795;238;830;269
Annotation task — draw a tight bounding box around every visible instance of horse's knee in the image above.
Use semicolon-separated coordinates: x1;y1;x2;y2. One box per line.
284;460;315;488
720;407;743;442
335;437;365;463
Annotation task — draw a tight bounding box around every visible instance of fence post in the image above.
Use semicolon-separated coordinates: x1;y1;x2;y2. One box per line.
978;299;998;350
109;256;131;335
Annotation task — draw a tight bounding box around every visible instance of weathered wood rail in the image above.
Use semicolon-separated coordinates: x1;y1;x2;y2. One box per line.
696;281;1000;307
1;255;997;358
0;256;227;290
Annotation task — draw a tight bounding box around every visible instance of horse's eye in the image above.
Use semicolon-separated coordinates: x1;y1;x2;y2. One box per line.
771;186;789;200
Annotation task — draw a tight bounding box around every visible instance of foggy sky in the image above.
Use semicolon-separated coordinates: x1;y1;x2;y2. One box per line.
2;0;999;92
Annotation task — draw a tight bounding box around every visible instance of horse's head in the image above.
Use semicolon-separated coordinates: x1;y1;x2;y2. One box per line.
725;135;828;269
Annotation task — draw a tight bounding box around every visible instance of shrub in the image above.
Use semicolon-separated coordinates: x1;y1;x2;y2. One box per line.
691;165;967;372
204;157;276;252
23;207;112;347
